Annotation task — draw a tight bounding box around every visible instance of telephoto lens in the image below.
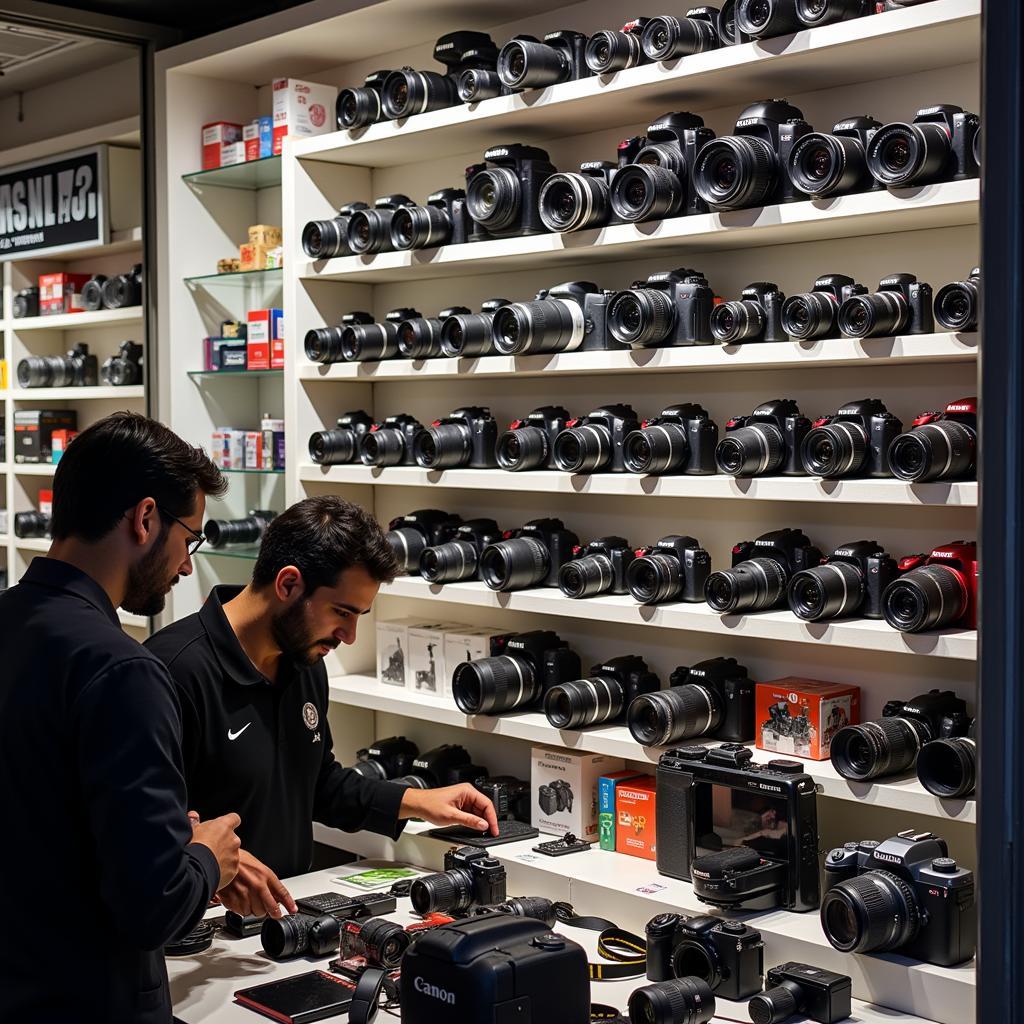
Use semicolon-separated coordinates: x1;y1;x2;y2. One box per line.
302;203;369;259
308;410;373;466
916;722;976;798
628;978;716;1024
303;324;347;365
838;288;913;339
736;0;802;38
205;511;276;549
452;654;545;716
715;424;785;477
479;536;551;591
497;36;573;91
788;562;866;621
261;913;340;960
831;717;928;781
641;14;719;61
17;355;65;389
390;205;450;252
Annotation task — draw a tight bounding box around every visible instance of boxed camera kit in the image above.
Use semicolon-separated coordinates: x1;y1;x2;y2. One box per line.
409;621;467;696
443;626;512;683
203;336;248;372
757;677;861;760
377;616;442;688
38;272;91;316
13;409;77;463
246;308;283;370
201;121;242;169
615;774;657;860
272;78;336;154
598;769;646;851
531;746;624;840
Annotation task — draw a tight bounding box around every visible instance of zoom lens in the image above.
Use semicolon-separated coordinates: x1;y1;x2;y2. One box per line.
544;675;625;730
888;421;976;483
458;68;504;102
934;279;979;331
352;758;388;781
558;554;616;599
539;173;610;232
492;299;586;356
479;537;550;591
553;424;612;473
788;562;866;621
410;868;475;915
261;914;314;960
781;291;840;339
789;133;868;198
309;428;360;465
796;0;867;26
496;427;550;471
420;540;480;584
737;0;803;36
883;564;970;632
830;717;929;781
386;526;428;572
346;918;410;969
623;425;690;474
867;122;952;187
608;288;676;347
705;557;788;613
710;300;766;344
390;205;452;251
452;654;541;714
337;86;381;129
347;207;396;254
801;421;868;477
917;736;977;798
585;29;643;73
440;311;496;357
304;326;345;364
838;290;910;338
715;423;785;476
642;15;719;60
17;355;64;388
342;322;399;361
628;978;716;1024
821;870;920;954
626;553;684;604
609;164;683;222
302;218;351;259
497;38;570;90
382;69;456;119
414;422;472;469
205;516;267;548
694;136;777;210
467;167;521;232
360;429;407;467
628;685;724;746
397;316;443;359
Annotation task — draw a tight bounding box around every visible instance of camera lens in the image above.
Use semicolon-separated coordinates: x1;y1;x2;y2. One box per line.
337;86;382;129
397;316;443;359
382;69;455;119
302;217;351;259
390;205;452;251
14;511;49;538
585;29;643;74
694;136;777;210
796;0;866;26
467;167;521;232
539;173;610;233
609;164;683;223
838;290;909;338
867;122;951;187
642;15;718;60
414;422;472;469
452;653;542;714
705;557;788;613
781;291;839;339
205;516;267;548
626;552;685;604
917;736;976;798
883;564;970;632
420;540;480;584
410;867;475;915
888;421;976;483
830;717;930;780
342;322;399;362
304;326;345;364
710;300;766;344
788;562;866;621
715;423;785;476
386;526;428;572
17;355;59;388
627;685;724;746
309;428;359;465
789;132;868;198
821;870;920;954
623;425;690;474
492;300;585;356
261;914;317;960
553;423;612;473
458;68;504;102
497;38;569;90
628;978;716;1024
737;0;803;35
440;310;495;357
609;288;676;347
480;536;550;591
349;917;410;968
352;758;388;781
544;675;625;730
346;207;397;254
496;426;550;471
360;428;408;467
801;421;869;477
559;554;616;599
934;279;979;332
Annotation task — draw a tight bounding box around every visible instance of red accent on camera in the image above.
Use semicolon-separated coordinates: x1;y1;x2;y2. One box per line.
572;545;582;556
911;412;941;427
566;418;579;428
509;419;523;429
944;396;978;415
370;423;380;432
431;420;441;427
812;417;830;428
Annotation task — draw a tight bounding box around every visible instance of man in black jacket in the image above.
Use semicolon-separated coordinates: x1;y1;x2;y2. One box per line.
0;413;241;1024
146;496;498;919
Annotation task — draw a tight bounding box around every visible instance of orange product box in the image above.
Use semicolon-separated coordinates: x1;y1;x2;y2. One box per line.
201;121;242;170
756;677;860;761
50;430;77;463
615;775;657;861
38;272;90;315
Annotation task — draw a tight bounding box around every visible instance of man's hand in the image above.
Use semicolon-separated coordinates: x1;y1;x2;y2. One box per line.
217;849;298;919
400;783;499;836
189;812;242;890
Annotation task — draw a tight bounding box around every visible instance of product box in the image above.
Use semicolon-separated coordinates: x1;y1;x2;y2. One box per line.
217;258;241;274
38;488;53;518
0;509;8;535
239;242;272;272
443;627;512;694
13;409;77;463
261;416;285;470
50;429;77;463
38;272;90;316
408;622;466;696
244;430;266;470
265;245;284;270
243;121;261;161
202;121;242;169
531;747;624;840
598;770;646;851
203;337;248;372
258;115;273;158
272;77;336;154
220;141;246;166
615;775;657;860
756;677;861;761
248;224;283;248
377;616;436;688
0;359;7;389
246;308;283;370
211;427;246;470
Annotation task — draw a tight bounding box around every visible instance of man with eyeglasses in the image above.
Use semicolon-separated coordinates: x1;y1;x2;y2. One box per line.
0;412;243;1024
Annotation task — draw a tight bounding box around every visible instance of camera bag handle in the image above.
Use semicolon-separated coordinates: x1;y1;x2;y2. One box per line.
553;901;648;980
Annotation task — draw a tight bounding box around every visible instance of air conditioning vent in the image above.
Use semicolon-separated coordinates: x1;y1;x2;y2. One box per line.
0;23;80;74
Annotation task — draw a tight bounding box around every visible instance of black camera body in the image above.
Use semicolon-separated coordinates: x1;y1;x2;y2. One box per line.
553;404;641;473
496;406;571;471
475;776;530;822
361;414;426;467
788;540;899;622
822;830;976;966
440;298;510;357
624;404;719;476
352;736;419;781
656;743;820;912
716;399;810;477
497;30;592;93
645;913;764;1000
17;342;98;389
391;188;473;251
492;281;619;356
669;658;757;743
641;9;722;61
558;536;635;599
12;286;39;319
538;779;574;815
781;274;868;340
410;846;508;917
398;743;479;789
480;518;580;591
102;264;143;309
466;144;555;240
627;535;712;605
336;72;390;129
309;409;374;466
867;104;980;188
751;963;853;1024
100;340;143;386
788;116;883;199
609;269;717;348
544;654;660;730
386;508;461;574
346;194;416;255
415;406;499;470
419;518;503;584
711;282;787;344
801;398;903;478
838;273;934;338
14;510;50;538
934;267;980;332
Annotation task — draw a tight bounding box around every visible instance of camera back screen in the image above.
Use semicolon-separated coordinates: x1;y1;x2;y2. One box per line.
694;783;790;861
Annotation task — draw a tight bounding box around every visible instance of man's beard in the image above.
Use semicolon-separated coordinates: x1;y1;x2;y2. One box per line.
122;533;178;616
271;599;338;669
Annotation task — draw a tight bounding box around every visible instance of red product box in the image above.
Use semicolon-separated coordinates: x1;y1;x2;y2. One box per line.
247;308;282;371
201;121;242;170
38;273;91;316
243;121;261;162
38;489;53;516
615;775;657;861
270;313;285;369
756;677;860;761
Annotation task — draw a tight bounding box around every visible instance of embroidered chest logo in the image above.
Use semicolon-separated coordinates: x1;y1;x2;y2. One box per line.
302;702;319;730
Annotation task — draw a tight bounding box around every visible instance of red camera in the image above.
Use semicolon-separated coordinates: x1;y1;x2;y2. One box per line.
883;540;977;633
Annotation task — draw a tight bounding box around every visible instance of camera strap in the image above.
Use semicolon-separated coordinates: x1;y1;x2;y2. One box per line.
553;902;647;981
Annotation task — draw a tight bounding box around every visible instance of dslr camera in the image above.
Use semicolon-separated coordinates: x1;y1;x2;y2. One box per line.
14;511;50;539
452;629;581;715
715;399;811;477
888;396;977;483
645;913;764;1000
553;404;641;474
360;414;425;469
339;917;410;969
475;776;531;822
749;963;853;1024
538;778;574;815
346;195;417;255
705;528;824;614
781;275;867;340
882;540;978;632
100;340;143;386
491;281;618;356
385;508;462;573
917;717;976;799
838;273;934;338
413;406;499;470
867;104;980;188
394;743;487;789
352;736;419;781
308;410;373;466
261;893;398;961
623;403;719;476
303;311;368;365
18;343;98;389
479;518;580;592
628;657;756;747
788;116;882;199
205;511;276;549
934;267;979;332
496;406;571;472
336;71;390;129
439;298;510;357
543;654;660;731
821;830;976;966
391;190;472;252
302;202;369;259
100;264;143;309
656;743;820;911
465;144;556;240
641;9;722;61
800;398;903;478
608;269;717;348
410;846;507;915
497;30;592;92
787;540;899;622
12;286;39;319
710;282;786;344
419;518;503;584
585;19;652;75
558;536;635;599
626;535;712;605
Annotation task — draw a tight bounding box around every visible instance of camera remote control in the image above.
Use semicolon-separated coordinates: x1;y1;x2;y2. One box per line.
533;833;593;857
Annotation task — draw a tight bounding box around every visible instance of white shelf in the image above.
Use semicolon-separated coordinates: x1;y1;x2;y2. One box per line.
11;306;143;331
299;180;979;284
381;577;977;661
14;537;49;553
329;672;975;822
300;464;977;508
118;610;149;629
6;385;145;402
294;0;980;169
11;464;55;476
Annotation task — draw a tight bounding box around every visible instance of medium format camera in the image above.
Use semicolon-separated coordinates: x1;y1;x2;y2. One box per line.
641;9;722;61
749;962;853;1024
14;510;50;539
710;282;786;344
346;195;415;255
788;116;882;199
439;298;510;357
308;409;373;465
544;654;660;730
491;281;617;356
394;742;483;789
385;508;461;573
205;510;276;548
390;189;472;251
101;264;143;309
917;717;976;799
693;99;812;210
413;406;499;470
800;398;902;478
882;540;978;632
479;517;580;592
628;657;756;746
410;846;507;915
340;917;410;969
496;406;571;471
645;912;763;1000
787;540;899;622
705;529;824;614
608;269;717;348
302;203;369;258
837;273;934;338
934;267;979;332
821;829;976;966
18;343;98;389
419;518;503;584
475;776;531;822
888;396;977;482
558;536;635;599
623;404;719;476
465;144;555;240
336;71;390;129
12;286;39;319
538;779;574;815
627;535;712;605
610;112;715;223
553;404;641;474
866;104;980;188
830;688;969;782
585;19;651;74
452;629;581;715
715;399;811;477
656;743;820;911
360;415;426;468
497;30;592;92
780;275;867;340
100;340;143;386
352;736;419;781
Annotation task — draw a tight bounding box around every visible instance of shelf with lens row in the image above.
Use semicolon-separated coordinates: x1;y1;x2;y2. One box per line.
0;386;145;402
10;306;143;331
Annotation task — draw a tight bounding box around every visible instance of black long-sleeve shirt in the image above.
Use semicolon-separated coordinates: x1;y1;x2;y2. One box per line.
144;585;406;879
0;558;219;1024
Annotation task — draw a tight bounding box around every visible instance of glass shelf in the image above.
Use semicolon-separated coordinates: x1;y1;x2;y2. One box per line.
197;545;261;560
182;156;281;191
188;369;283;381
184;267;282;290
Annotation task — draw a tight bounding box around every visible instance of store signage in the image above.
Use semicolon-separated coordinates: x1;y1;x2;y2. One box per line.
0;145;108;259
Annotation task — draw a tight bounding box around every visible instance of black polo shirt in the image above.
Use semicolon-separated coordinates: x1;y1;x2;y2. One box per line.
145;585;406;879
0;557;219;1024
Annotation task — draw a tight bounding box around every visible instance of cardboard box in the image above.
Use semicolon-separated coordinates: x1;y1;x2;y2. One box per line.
217;258;241;274
38;272;90;316
756;677;860;760
272;77;336;154
220;141;246;166
239;242;272;272
244;430;266;470
531;747;624;840
443;627;512;696
38;488;53;517
246;308;282;370
50;429;77;463
615;775;657;860
248;224;283;247
261;417;285;470
408;622;465;696
212;427;245;470
13;409;77;463
243;121;261;162
598;770;646;851
377;616;437;688
202;121;242;170
258;115;273;158
265;245;284;270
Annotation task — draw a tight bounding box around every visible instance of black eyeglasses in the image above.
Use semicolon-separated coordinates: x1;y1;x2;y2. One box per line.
158;506;206;556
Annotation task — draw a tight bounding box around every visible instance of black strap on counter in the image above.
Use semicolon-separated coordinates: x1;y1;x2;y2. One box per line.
553;902;647;982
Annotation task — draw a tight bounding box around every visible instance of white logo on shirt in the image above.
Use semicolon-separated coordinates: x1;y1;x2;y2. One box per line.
227;723;251;741
312;731;321;744
302;702;319;730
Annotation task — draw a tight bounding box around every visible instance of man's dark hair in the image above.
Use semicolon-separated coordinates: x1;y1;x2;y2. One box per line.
50;412;226;542
252;495;398;592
